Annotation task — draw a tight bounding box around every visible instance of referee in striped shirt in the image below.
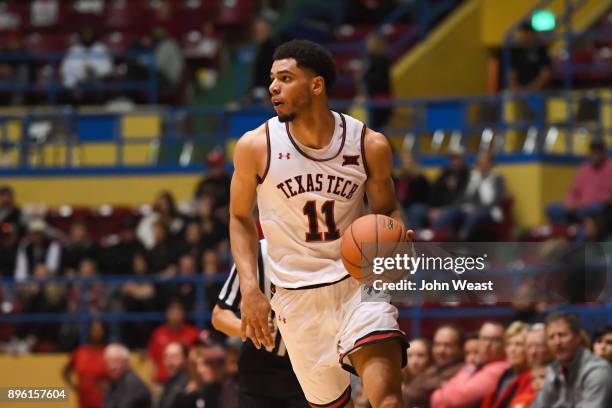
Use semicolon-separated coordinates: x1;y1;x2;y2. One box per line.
212;240;307;407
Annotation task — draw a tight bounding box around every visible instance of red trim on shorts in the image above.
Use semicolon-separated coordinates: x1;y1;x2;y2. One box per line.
309;385;351;408
339;330;409;375
353;331;402;348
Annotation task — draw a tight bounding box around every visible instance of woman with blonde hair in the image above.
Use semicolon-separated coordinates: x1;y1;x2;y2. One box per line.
481;321;531;408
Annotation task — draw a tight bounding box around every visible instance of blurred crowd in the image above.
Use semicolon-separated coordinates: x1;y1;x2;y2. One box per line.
395;138;612;243
0;0;413;107
64;317;240;408
0;137;611;352
58;312;612;408
396;147;509;242
395;315;612;408
0;150;231;352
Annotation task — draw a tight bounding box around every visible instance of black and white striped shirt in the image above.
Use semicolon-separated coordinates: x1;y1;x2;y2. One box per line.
216;240;304;398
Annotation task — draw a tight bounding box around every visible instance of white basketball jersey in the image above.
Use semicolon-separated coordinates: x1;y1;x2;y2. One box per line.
256;111;368;288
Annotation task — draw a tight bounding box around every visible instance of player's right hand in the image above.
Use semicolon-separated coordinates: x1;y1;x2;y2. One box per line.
240;288;274;350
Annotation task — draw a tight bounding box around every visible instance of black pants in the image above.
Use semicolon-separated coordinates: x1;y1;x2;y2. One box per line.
238;392;308;408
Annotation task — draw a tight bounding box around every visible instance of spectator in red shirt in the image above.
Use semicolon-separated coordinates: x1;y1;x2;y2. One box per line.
148;301;199;383
431;322;509;408
547;139;612;224
63;320;108;408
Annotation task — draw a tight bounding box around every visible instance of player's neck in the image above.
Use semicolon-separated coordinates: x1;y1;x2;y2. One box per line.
288;108;335;149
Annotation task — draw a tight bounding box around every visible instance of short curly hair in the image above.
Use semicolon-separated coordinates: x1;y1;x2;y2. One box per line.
273;39;336;93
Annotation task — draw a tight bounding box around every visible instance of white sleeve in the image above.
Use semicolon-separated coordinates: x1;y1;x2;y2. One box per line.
61;53;80;88
46;241;61;274
90;44;113;77
14;244;28;281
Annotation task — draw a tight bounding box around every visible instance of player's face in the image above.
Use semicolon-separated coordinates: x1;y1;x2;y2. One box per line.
269;58;314;122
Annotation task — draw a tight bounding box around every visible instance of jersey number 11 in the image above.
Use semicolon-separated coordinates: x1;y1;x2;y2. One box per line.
303;200;340;242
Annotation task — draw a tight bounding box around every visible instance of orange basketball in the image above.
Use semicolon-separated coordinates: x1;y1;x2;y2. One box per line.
341;214;406;281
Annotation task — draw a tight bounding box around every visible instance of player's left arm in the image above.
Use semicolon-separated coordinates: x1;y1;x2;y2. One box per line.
363;128;405;226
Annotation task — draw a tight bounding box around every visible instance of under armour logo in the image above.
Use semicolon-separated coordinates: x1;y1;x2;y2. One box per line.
278;152;291;160
278;315;287;324
342;155;360;166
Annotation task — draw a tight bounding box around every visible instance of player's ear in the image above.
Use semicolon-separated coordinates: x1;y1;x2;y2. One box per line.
311;76;325;96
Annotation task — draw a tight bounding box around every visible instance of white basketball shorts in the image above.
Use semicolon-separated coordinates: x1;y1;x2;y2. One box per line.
270;275;408;406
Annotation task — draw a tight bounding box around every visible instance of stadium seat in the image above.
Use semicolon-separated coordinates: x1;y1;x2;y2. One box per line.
175;2;217;32
334;24;375;42
26;32;70;54
216;0;254;27
0;2;27;32
105;0;149;33
104;31;136;54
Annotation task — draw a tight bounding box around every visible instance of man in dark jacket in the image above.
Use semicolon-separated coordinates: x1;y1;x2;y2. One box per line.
103;343;151;408
0;186;22;236
408;146;470;229
156;342;188;408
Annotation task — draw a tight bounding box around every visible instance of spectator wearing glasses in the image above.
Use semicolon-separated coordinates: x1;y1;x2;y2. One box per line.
481;321;530;408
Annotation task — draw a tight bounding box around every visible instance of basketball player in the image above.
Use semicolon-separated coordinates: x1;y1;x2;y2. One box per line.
230;39;411;407
212;239;308;407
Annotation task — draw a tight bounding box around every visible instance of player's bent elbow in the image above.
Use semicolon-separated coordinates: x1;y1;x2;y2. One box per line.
211;305;223;331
